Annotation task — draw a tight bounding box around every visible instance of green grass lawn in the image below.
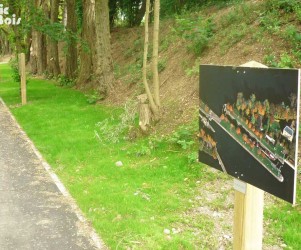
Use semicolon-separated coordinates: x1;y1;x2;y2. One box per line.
0;63;216;249
0;63;300;249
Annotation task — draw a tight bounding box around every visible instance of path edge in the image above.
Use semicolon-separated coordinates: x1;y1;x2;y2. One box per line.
0;97;107;250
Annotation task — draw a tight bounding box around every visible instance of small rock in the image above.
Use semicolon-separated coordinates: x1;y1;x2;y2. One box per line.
213;211;222;218
163;229;170;235
223;234;231;240
172;228;181;234
115;161;123;167
196;180;201;184
280;243;287;248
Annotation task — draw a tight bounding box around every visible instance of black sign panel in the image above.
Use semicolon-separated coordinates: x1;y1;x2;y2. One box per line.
199;65;299;204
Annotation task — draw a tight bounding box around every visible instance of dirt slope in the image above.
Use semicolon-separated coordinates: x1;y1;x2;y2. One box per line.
107;0;300;134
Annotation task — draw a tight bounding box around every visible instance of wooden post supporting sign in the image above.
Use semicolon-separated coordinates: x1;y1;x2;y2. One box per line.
233;61;267;250
18;53;26;105
233;179;264;250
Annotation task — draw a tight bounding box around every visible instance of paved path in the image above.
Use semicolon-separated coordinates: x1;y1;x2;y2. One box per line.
0;99;106;250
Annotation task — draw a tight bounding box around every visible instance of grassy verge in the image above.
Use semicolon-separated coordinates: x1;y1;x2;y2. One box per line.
0;63;217;249
0;63;300;249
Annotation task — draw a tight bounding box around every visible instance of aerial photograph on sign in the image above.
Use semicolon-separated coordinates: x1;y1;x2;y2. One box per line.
199;65;300;204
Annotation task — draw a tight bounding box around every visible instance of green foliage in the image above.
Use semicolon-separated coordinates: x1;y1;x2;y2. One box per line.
85;91;104;105
124;62;142;84
76;0;83;29
136;145;152;156
185;60;200;77
95;100;138;143
110;0;144;27
160;0;243;17
174;16;215;56
158;58;167;72
261;0;301;33
264;53;295;68
277;53;294;68
124;38;143;58
265;0;300;13
169;125;195;150
57;75;75;87
264;54;278;67
187;152;198;164
159;36;172;52
220;23;248;54
220;3;256;28
284;25;301;50
9;57;21;83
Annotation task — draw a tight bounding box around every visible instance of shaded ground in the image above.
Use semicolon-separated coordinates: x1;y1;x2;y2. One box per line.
0;99;106;250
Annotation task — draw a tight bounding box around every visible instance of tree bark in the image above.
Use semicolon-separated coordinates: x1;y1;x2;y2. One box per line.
77;0;96;87
94;0;114;95
48;0;61;77
35;0;48;75
25;30;32;64
37;31;47;74
65;0;78;79
142;0;158;117
30;29;38;74
152;0;160;107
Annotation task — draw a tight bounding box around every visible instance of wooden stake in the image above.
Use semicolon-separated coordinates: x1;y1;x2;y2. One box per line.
233;180;264;250
233;61;267;250
19;53;27;105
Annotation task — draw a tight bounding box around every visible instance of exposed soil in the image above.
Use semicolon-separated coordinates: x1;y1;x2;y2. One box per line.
106;3;299;136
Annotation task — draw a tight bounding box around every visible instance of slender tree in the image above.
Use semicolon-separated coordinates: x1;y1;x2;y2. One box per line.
142;0;158;117
94;0;114;95
31;0;48;75
77;0;96;87
141;0;162;121
48;0;61;77
65;0;78;79
152;0;160;107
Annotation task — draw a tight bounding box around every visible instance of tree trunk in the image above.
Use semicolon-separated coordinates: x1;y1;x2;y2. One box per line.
37;31;47;74
152;0;160;107
25;30;32;64
65;0;78;79
142;0;158;117
48;0;61;77
77;0;96;87
35;0;48;75
30;29;38;74
94;0;114;95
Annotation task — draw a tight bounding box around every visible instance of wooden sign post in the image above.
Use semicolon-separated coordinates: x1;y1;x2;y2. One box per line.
233;61;267;250
18;53;27;105
199;61;299;248
233;180;264;249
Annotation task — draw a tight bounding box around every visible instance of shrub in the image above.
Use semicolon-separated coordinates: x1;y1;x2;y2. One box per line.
174;16;215;56
265;0;300;13
57;74;75;87
169;125;196;150
9;57;21;83
95;100;138;143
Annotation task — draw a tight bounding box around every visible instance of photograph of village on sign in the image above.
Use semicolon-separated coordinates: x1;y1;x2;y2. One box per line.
199;65;300;204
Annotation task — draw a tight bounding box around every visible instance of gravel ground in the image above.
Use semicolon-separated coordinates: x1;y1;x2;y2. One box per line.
0;99;106;250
